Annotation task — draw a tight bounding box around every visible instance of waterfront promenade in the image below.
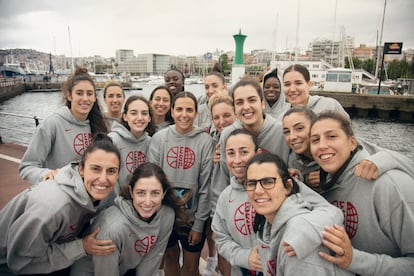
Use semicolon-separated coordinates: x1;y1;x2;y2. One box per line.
0;143;29;209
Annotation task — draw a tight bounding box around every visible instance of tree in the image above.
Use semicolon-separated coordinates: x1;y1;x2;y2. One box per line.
218;54;231;76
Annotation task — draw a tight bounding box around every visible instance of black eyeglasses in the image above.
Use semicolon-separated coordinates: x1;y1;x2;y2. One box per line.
245;177;277;191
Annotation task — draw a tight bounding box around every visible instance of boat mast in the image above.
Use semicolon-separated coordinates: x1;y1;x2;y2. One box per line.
374;0;387;79
68;26;75;72
295;0;300;62
331;0;338;66
271;13;278;68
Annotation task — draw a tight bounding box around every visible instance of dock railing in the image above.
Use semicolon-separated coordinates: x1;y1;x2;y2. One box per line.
0;111;42;145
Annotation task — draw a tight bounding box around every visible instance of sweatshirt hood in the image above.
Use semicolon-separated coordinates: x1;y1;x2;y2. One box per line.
55;106;90;126
54;163;95;209
262;67;289;111
306;94;322;109
229;175;245;191
170;124;206;137
323;147;369;192
110;121;149;143
264;193;311;236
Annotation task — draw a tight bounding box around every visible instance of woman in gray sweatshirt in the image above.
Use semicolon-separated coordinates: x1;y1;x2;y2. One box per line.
70;162;190;275
0;134;120;275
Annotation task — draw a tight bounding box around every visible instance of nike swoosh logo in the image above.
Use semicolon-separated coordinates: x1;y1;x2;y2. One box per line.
228;199;234;203
65;128;72;132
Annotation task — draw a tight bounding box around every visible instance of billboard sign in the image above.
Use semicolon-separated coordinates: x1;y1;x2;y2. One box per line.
383;42;403;54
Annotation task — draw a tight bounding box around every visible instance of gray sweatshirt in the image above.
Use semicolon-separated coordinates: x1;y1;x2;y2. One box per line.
213;176;345;276
70;196;174;276
210;116;290;216
256;193;353;276
322;148;414;275
108;122;151;193
148;125;214;232
19;106;93;184
0;163;114;274
212;176;257;275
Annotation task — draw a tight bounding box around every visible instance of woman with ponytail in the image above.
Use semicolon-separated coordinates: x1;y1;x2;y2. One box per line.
19;66;108;184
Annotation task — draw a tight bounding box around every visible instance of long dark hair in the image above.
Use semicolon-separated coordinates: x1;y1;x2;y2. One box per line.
120;162;191;229
149;85;174;125
121;95;156;136
62;66;108;134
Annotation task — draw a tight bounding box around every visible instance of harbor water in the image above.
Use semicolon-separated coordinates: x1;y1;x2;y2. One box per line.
1;83;413;160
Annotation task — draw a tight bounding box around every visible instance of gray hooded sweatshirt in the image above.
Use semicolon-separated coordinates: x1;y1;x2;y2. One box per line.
70;196;174;276
0;163;114;274
19;106;93;185
256;193;353;276
108;122;151;193
262;68;290;120
213;175;346;276
321;148;414;275
148;125;214;232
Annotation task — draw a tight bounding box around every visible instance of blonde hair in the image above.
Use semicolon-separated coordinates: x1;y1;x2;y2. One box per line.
208;91;233;114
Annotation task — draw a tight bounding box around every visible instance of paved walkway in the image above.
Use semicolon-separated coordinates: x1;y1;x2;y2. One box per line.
0;143;30;209
0;143;218;275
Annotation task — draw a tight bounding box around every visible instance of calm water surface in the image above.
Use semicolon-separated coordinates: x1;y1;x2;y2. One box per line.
1;84;413;160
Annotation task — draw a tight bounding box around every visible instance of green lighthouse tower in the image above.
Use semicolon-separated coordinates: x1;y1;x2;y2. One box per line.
233;29;247;64
231;29;247;84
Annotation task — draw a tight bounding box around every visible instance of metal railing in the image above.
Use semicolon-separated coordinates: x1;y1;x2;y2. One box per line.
0;111;43;144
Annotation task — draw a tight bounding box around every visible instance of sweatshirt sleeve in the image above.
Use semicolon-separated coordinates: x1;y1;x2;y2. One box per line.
348;249;414;276
211;194;251;270
283;181;343;259
209;163;227;216
210;135;231;216
360;139;414;178
347;171;414;275
18;125;54;184
192;140;214;232
92;249;121;276
147;134;161;165
6;211;86;274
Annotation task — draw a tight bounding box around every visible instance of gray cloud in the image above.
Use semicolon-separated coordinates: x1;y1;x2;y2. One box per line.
0;0;412;57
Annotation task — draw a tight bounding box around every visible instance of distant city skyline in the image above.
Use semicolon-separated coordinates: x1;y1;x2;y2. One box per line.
1;0;413;58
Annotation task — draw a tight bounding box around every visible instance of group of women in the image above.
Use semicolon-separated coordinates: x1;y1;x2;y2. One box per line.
0;64;413;275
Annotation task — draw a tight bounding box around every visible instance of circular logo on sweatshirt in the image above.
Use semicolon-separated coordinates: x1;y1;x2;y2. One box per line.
73;133;93;156
135;235;157;256
167;146;196;169
332;200;358;239
125;150;146;173
234;202;256;236
344;201;358;238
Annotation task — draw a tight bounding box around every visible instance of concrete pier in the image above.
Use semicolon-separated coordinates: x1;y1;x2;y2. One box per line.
311;91;414;122
0;79;61;102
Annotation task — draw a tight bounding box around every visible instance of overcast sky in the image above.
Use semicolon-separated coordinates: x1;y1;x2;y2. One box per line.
0;0;412;58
